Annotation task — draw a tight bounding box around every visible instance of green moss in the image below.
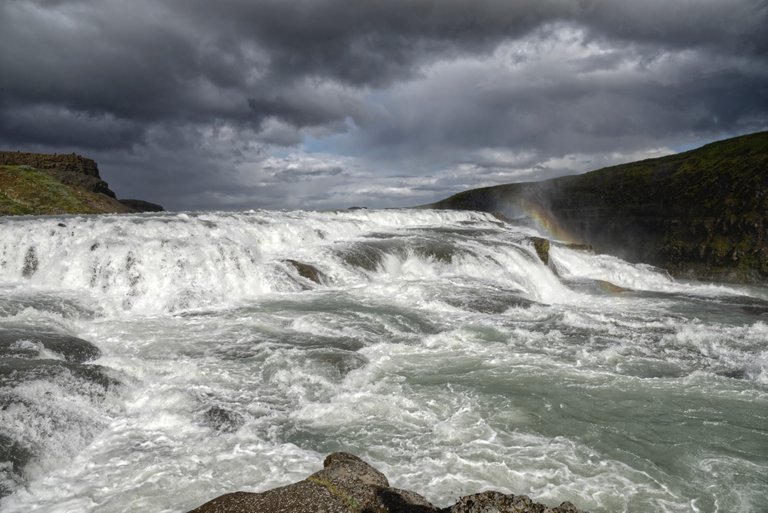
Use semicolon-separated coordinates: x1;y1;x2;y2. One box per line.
307;476;363;512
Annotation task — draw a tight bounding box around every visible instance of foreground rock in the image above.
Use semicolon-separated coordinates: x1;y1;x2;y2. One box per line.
426;131;768;285
187;452;587;513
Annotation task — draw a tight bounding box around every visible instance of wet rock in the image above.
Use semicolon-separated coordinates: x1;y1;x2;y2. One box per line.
530;237;551;265
22;247;38;278
447;491;586;513
0;329;100;363
187;453;589;513
442;291;537;313
0;358;116;391
284;259;325;284
717;368;747;380
203;406;244;433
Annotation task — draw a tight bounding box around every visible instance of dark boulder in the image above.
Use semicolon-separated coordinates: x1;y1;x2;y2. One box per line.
529;237;551;265
187;452;588;513
188;452;436;513
0;329;100;363
448;491;585;513
284;259;325;284
203;406;244;433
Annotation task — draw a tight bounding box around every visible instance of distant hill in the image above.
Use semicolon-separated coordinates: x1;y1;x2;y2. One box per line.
0;152;163;215
426;131;768;284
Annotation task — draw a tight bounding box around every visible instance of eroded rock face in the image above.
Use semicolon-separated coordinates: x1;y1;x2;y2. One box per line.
187;452;588;513
0;152;101;177
0;151;164;213
427;131;768;285
0;151;116;197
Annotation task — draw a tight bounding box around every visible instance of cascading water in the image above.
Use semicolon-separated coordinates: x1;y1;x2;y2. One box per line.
0;209;766;513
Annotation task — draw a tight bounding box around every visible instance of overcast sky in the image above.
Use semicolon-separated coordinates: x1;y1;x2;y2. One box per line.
1;0;767;211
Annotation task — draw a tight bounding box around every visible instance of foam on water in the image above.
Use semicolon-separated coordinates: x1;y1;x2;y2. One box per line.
1;209;767;513
549;245;745;296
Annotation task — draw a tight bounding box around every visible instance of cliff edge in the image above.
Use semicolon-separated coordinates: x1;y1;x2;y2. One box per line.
427;131;768;284
0;151;163;215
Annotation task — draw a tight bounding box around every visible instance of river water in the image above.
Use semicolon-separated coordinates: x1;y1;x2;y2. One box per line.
0;209;766;513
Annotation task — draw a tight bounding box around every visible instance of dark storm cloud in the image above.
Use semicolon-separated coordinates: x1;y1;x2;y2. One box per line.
354;34;768;158
1;0;767;210
0;103;143;150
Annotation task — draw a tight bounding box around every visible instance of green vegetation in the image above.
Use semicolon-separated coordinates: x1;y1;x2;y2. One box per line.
0;165;125;216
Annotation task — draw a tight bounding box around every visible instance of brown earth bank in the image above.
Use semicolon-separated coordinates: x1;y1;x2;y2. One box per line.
187;452;587;513
0;151;163;215
425;131;768;285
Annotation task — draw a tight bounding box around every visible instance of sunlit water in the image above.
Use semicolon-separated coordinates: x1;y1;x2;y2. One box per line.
0;209;766;513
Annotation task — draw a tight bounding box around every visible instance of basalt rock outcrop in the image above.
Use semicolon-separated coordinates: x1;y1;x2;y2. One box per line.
426;131;768;285
187;452;587;513
118;198;165;212
0;151;164;215
0;151;115;197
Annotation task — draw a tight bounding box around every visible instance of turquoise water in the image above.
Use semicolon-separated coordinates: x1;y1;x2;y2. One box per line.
0;209;766;512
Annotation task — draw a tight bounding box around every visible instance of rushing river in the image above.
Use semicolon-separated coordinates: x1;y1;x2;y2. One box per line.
0;209;766;513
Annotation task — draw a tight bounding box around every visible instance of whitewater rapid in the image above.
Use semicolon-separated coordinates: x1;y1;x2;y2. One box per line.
0;209;766;513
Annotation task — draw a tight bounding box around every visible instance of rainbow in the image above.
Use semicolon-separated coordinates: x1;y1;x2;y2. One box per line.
497;194;584;244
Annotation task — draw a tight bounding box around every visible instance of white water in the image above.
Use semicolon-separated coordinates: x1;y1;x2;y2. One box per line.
0;209;766;513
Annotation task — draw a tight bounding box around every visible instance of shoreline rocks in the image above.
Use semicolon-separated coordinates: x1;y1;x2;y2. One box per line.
187;452;588;513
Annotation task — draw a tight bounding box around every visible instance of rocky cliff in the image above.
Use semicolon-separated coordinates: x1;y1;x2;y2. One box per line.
427;131;768;284
187;452;587;513
0;151;163;215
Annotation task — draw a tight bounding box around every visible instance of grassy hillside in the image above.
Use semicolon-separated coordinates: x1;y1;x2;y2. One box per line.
0;164;133;215
428;131;768;284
